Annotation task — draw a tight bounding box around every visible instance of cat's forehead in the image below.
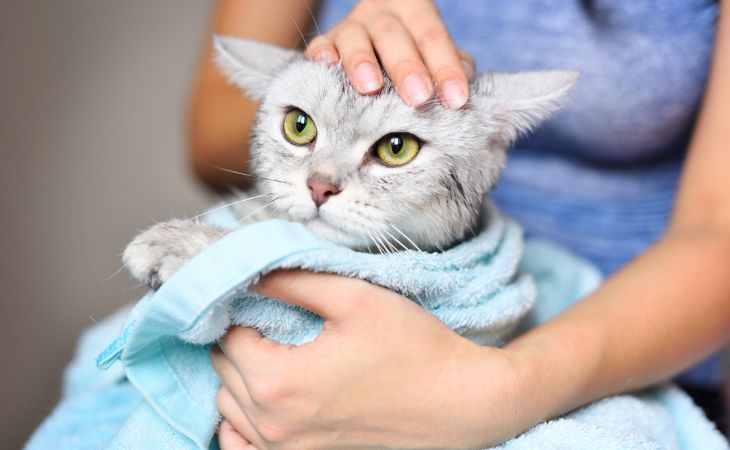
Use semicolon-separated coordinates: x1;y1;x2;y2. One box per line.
265;60;449;140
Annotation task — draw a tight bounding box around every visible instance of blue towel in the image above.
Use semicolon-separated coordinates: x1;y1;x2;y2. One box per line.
26;202;727;449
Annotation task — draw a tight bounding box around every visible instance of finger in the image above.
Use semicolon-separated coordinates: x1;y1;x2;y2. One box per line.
306;34;339;64
365;12;433;106
218;419;256;450
254;270;367;320
403;8;469;108
331;21;384;94
217;386;264;449
457;49;476;82
212;344;257;406
215;328;288;378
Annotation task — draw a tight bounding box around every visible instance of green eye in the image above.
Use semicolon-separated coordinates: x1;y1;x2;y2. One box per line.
375;133;421;166
283;108;317;145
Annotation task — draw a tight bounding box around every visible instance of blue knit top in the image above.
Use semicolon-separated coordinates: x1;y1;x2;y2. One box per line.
317;1;721;386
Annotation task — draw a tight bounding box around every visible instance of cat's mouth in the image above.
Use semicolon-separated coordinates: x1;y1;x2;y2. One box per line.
305;215;342;233
303;215;370;249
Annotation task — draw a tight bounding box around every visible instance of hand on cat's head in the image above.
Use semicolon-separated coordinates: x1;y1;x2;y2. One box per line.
300;0;476;109
213;35;578;251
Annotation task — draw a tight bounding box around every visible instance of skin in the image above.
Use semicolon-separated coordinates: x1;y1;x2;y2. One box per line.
213;272;510;449
191;0;730;448
304;0;475;107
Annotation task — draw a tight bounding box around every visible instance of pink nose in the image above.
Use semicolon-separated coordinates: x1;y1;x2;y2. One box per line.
307;176;341;207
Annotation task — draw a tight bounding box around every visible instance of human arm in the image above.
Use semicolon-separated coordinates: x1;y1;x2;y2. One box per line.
188;0;316;191
213;272;520;449
503;0;730;420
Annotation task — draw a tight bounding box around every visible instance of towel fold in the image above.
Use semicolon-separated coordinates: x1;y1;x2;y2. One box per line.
26;202;727;450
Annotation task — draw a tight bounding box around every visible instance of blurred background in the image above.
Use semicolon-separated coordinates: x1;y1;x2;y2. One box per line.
0;1;216;446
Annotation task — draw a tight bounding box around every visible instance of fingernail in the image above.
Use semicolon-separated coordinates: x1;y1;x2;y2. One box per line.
314;48;338;64
403;74;432;106
461;59;476;81
354;62;382;93
441;79;468;109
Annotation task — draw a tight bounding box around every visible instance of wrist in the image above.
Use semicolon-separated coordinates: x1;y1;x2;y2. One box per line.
453;343;550;447
438;317;608;448
504;318;608;422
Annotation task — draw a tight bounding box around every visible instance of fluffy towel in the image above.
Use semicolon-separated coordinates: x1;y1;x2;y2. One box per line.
26;203;727;449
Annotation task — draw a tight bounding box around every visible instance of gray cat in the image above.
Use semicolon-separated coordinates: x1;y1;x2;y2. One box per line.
123;35;578;289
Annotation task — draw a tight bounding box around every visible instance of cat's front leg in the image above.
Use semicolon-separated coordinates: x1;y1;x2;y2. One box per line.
123;220;228;289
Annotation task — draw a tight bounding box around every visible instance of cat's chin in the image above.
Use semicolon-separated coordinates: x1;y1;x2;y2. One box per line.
303;217;371;250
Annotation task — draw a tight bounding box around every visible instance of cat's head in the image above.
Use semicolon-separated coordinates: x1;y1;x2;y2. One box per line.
214;36;578;251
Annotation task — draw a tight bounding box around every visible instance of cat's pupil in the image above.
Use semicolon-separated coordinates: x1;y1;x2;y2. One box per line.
390;136;403;154
295;115;307;133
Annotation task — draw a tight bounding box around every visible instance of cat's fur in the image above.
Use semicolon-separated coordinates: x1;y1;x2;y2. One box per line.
123;36;578;289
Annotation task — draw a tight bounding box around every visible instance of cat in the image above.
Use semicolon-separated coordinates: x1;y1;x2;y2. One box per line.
123;35;578;290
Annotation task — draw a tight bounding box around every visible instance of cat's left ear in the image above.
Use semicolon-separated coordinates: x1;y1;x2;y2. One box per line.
213;35;301;100
471;70;580;144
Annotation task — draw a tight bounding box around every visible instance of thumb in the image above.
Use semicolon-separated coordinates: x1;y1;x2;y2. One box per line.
253;270;366;321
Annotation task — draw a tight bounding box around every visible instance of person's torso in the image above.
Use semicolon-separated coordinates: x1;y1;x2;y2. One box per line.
316;0;722;386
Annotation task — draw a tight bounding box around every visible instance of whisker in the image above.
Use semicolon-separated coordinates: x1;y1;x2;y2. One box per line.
210;164;255;178
301;0;321;37
209;164;290;185
382;228;409;252
99;265;126;283
284;8;308;47
487;327;506;347
125;282;146;292
367;230;389;255
189;192;275;221
380;231;398;253
366;230;386;254
377;230;398;254
468;222;478;239
374;233;390;255
389;223;424;253
237;196;281;224
291;31;321;39
371;231;392;255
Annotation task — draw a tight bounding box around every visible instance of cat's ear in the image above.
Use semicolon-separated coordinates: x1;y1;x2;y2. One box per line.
471;70;579;143
213;35;300;100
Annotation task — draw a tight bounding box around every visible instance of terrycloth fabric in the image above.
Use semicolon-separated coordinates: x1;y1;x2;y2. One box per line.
26;306;142;450
27;203;727;449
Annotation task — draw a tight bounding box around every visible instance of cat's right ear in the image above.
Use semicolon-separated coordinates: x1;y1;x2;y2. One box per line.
213;35;300;100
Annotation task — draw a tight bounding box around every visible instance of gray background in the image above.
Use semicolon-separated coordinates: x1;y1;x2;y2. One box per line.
0;1;216;446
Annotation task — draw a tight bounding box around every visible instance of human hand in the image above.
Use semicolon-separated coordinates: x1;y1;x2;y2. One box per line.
212;270;542;449
305;0;475;109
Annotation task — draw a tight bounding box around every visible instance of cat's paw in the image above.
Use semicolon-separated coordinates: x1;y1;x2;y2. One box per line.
123;219;228;289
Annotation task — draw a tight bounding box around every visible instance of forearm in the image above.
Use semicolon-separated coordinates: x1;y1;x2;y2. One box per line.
189;77;259;192
188;0;317;191
505;225;730;423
